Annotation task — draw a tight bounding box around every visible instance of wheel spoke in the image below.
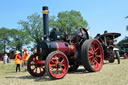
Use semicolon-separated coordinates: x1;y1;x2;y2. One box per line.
96;55;101;58
57;70;61;75
89;58;95;65
55;56;60;63
60;66;64;71
50;60;55;64
33;67;37;73
94;60;100;68
49;64;56;67
90;45;94;50
39;67;42;73
89;60;93;65
88;50;94;55
94;48;99;52
89;55;93;59
91;43;96;50
55;56;58;60
61;63;65;67
41;66;45;69
54;68;58;74
61;59;64;63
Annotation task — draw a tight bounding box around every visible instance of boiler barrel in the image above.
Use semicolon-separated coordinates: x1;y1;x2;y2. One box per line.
39;41;76;56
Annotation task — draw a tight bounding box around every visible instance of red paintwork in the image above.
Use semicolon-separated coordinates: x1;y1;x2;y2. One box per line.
35;61;45;65
54;42;76;56
48;52;69;79
88;40;103;71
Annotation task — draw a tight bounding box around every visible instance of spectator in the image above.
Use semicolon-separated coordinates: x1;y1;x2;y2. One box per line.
3;54;8;64
7;56;10;63
22;48;29;71
15;51;21;72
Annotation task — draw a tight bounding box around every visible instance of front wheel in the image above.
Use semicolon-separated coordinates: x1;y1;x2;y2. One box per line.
45;51;69;79
27;54;45;77
81;39;104;72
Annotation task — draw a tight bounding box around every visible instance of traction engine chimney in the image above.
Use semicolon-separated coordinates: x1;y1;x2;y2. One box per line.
42;6;49;40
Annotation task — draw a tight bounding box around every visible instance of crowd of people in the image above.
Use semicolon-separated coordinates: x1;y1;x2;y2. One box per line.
15;48;30;73
2;48;35;73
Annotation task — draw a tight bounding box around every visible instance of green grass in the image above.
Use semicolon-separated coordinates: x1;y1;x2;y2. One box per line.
0;58;128;85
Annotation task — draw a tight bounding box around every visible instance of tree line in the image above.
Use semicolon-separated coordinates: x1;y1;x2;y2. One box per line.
0;27;31;52
0;10;127;53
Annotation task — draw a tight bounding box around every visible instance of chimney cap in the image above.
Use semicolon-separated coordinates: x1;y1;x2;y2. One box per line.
43;6;48;10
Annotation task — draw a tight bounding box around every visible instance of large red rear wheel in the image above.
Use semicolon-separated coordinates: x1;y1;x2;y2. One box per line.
27;54;45;77
45;51;69;79
81;39;104;72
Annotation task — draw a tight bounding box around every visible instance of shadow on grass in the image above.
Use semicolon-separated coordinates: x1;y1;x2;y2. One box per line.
5;75;53;82
103;60;121;65
68;68;89;74
5;67;102;81
103;62;109;65
67;68;102;75
5;69;89;82
20;75;53;82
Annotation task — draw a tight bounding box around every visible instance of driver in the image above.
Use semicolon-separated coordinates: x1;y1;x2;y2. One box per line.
79;27;89;39
72;27;89;45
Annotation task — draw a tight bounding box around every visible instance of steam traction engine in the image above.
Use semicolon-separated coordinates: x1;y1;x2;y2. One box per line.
27;6;104;79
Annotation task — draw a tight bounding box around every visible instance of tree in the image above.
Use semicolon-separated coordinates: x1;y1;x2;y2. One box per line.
8;29;32;51
0;27;10;53
117;37;128;46
0;27;31;52
125;16;128;18
49;10;88;35
18;11;88;44
0;42;4;52
18;13;43;45
125;16;128;31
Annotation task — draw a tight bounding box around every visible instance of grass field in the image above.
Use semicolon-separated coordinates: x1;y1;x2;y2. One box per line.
0;58;128;85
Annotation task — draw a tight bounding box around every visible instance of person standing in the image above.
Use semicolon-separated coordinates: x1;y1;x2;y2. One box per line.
15;51;21;73
22;48;29;71
3;54;8;64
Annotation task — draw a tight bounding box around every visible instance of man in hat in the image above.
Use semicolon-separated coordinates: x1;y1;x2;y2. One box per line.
15;51;21;72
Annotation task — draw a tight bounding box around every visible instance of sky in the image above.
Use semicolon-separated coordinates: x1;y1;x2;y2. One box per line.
0;0;128;42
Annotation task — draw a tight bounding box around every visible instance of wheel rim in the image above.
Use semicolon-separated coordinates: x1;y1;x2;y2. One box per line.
28;55;45;76
88;40;103;71
48;53;68;78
